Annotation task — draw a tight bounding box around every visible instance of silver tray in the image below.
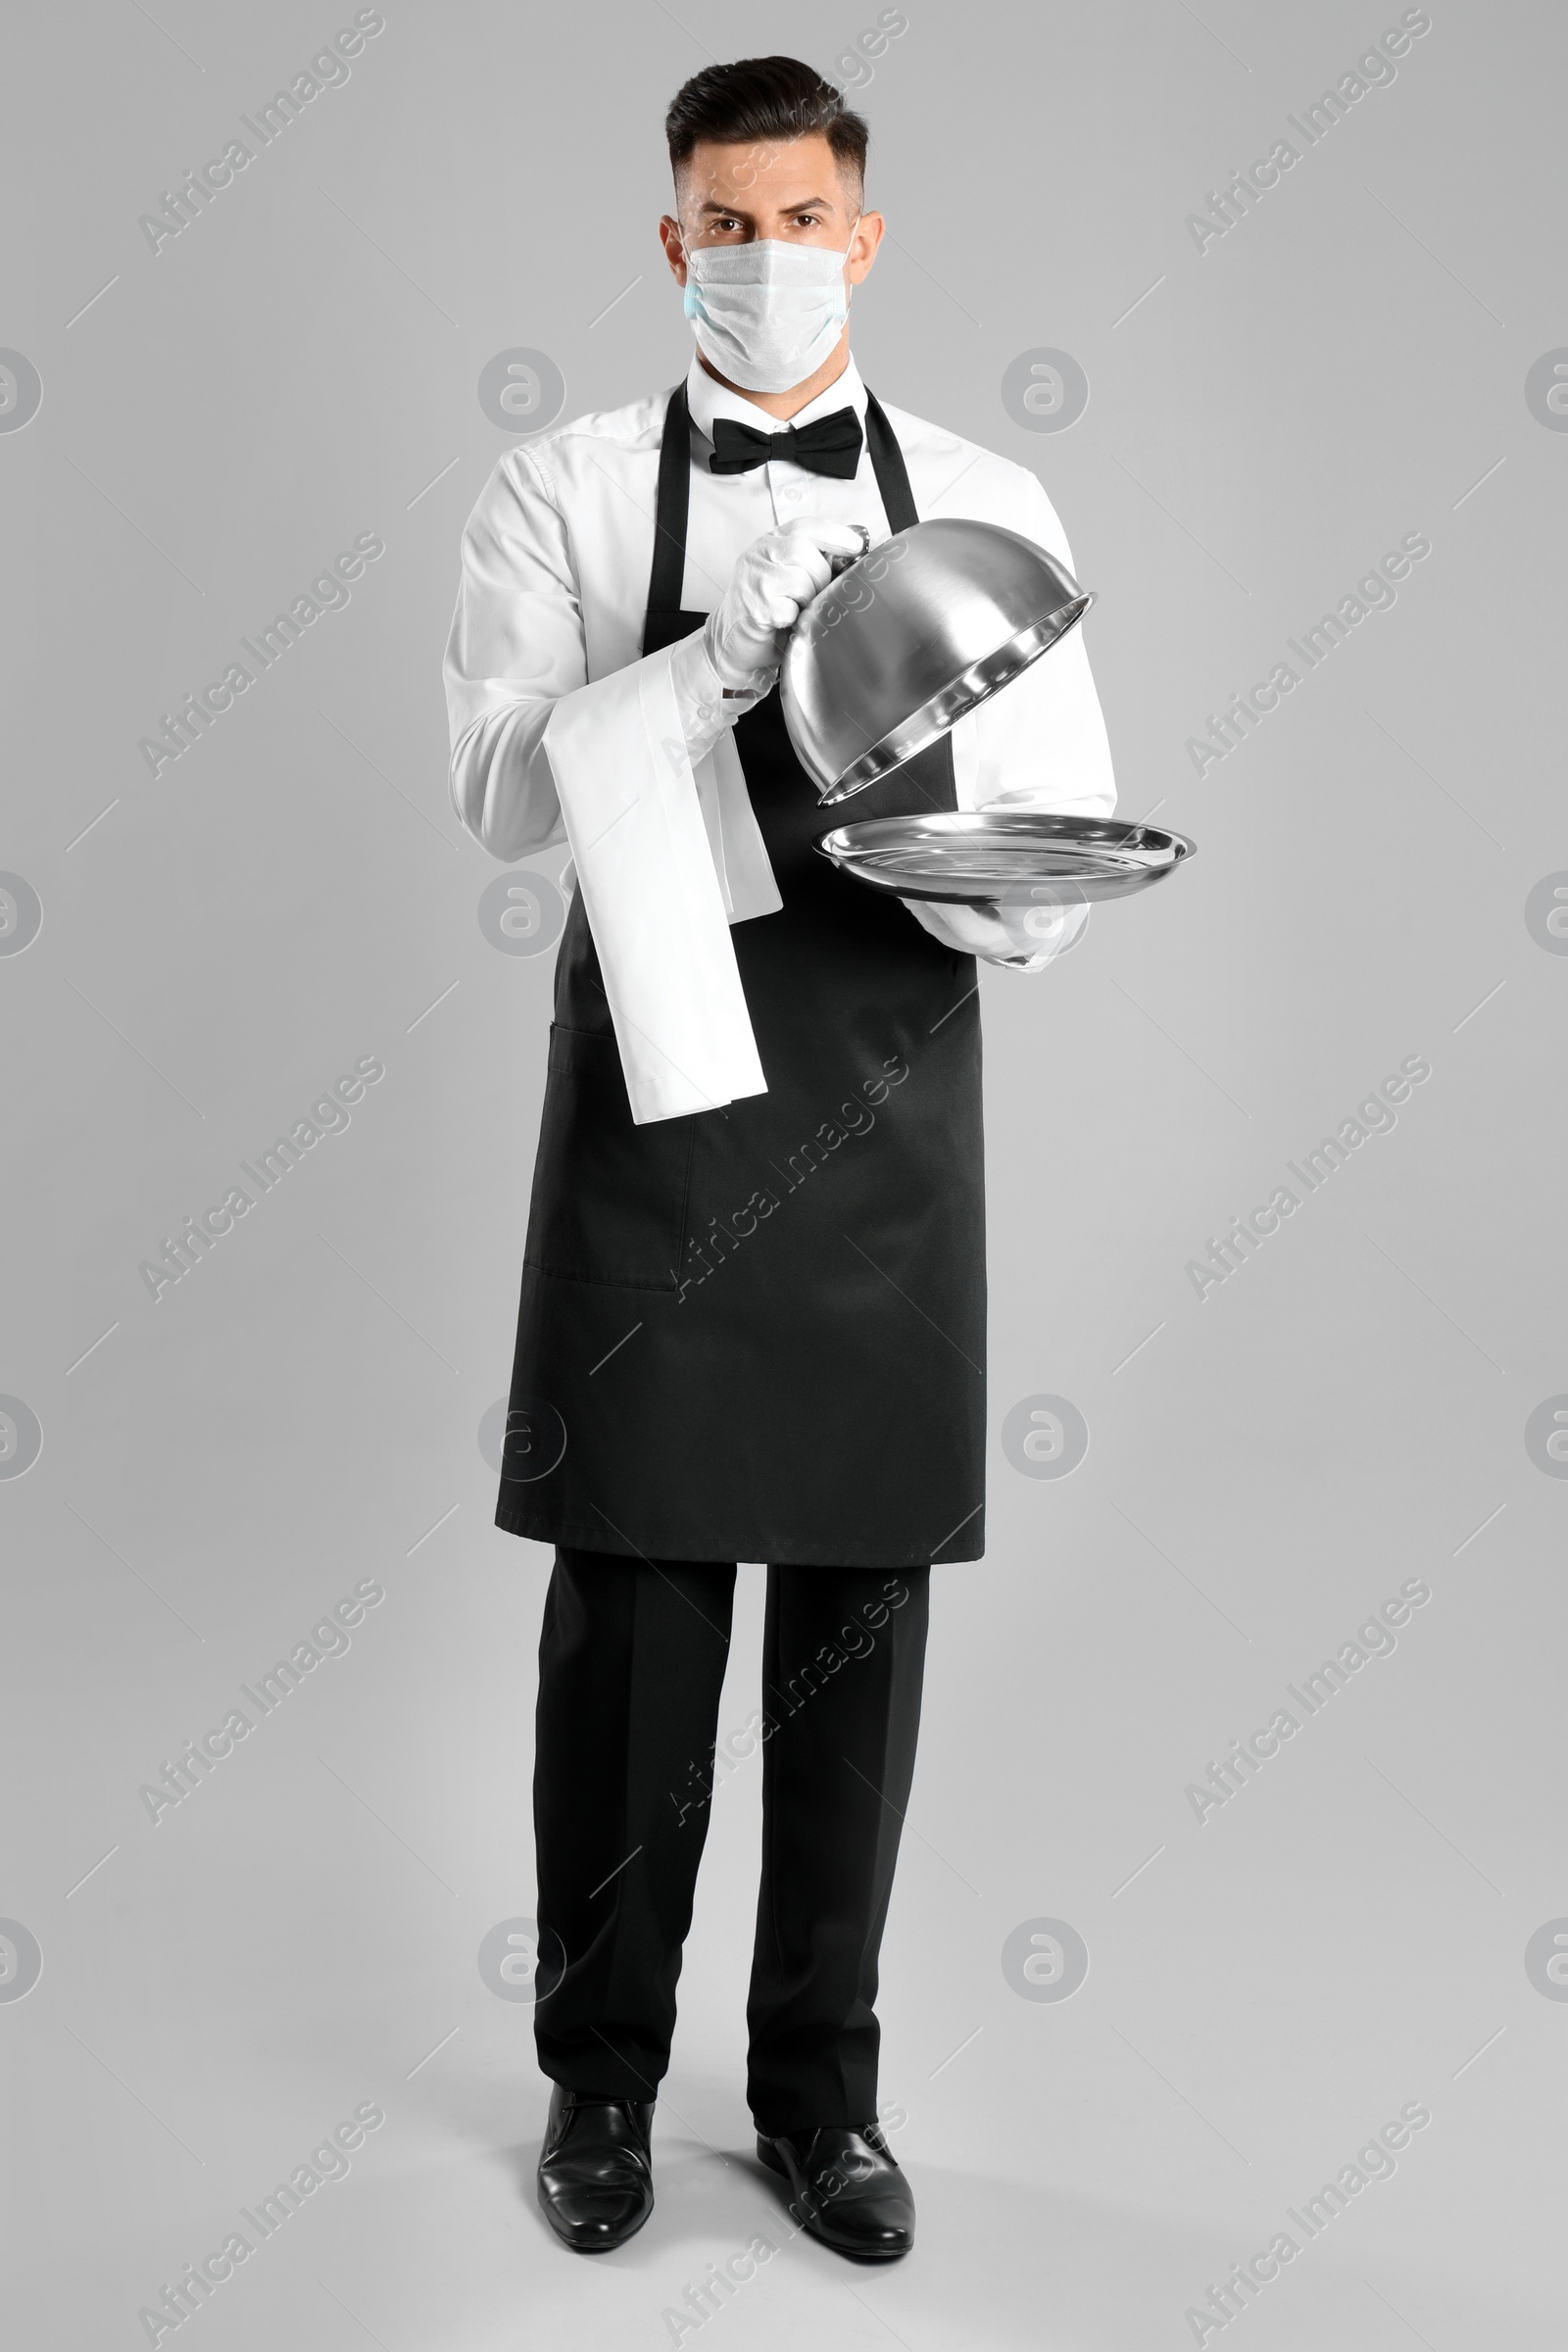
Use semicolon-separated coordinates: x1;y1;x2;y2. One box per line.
814;810;1197;906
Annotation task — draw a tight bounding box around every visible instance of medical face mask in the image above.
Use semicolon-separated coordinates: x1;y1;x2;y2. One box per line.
682;236;854;393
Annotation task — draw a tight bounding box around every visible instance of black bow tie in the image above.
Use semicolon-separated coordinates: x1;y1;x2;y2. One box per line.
709;407;863;479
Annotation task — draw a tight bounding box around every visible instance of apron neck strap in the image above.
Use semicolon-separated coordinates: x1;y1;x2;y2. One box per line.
643;376;920;633
862;388;920;533
646;382;693;623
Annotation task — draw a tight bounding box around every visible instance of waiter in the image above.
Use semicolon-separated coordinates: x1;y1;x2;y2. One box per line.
445;55;1114;2262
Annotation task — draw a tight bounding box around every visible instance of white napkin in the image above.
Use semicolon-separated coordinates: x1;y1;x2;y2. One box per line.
542;645;770;1124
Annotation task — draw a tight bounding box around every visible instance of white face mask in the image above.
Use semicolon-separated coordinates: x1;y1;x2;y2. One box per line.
682;236;855;393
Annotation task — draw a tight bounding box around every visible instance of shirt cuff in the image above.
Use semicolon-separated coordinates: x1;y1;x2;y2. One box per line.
668;627;765;767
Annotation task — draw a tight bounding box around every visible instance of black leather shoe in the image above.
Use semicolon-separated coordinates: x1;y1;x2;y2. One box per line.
757;2122;914;2260
536;2084;655;2252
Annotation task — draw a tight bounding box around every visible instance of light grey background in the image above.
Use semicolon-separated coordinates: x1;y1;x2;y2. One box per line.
2;1;1564;2344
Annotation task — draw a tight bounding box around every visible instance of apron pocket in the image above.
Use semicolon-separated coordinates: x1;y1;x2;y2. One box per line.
522;1024;694;1292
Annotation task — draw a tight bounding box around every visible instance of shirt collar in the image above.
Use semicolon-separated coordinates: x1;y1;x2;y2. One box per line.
683;351;868;448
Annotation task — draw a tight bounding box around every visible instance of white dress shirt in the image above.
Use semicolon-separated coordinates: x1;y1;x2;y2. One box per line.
444;353;1116;1123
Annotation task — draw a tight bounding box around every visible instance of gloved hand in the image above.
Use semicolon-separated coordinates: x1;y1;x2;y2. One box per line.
902;891;1090;969
704;519;869;696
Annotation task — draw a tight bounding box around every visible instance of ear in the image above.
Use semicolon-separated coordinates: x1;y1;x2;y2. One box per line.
659;214;689;286
846;210;884;287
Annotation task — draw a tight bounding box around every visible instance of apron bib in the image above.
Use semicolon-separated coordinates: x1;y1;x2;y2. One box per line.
497;385;986;1566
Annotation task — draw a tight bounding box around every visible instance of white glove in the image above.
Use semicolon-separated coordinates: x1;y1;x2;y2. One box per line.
704;519;869;696
903;892;1090;969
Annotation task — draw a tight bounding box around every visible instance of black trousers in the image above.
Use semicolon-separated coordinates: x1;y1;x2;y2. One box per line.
532;1545;930;2135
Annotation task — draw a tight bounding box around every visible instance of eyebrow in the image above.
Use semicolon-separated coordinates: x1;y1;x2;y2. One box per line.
691;193;838;216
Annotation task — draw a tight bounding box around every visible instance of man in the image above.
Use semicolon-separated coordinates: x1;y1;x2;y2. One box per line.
445;55;1114;2261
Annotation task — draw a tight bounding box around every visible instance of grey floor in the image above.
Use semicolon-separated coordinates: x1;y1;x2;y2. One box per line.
5;1434;1561;2348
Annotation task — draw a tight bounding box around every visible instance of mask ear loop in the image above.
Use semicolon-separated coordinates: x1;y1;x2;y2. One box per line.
840;214;862;319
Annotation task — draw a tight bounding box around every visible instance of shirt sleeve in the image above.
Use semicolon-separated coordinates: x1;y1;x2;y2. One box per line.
905;465;1116;970
443;450;584;861
443;446;768;1121
445;452;765;860
958;467;1116;821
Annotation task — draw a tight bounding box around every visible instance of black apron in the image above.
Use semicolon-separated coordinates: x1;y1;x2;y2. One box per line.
496;385;986;1566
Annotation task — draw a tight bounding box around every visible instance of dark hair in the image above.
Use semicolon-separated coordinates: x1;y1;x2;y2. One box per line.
665;56;869;194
